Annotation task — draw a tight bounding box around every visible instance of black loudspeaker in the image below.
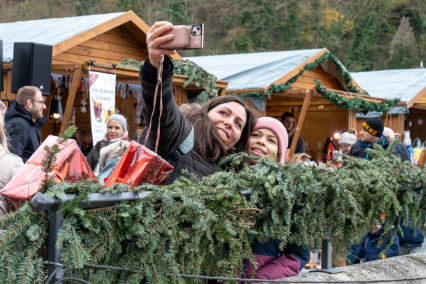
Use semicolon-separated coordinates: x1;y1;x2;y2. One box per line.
0;40;3;92
11;42;52;95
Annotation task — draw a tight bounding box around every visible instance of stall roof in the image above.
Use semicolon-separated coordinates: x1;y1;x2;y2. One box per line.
186;49;325;90
351;69;426;106
1;12;127;63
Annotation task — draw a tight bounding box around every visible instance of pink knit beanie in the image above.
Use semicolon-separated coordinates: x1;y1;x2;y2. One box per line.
253;117;289;163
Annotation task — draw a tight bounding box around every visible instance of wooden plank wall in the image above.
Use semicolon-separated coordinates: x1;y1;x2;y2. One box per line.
404;108;425;143
290;68;342;91
52;27;146;65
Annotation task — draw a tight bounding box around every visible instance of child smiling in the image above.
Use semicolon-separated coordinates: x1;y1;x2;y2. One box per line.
248;117;288;164
244;117;310;280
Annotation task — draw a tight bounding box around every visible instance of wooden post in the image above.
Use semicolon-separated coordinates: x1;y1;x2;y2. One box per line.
60;64;82;133
395;113;405;137
348;110;356;133
289;89;311;159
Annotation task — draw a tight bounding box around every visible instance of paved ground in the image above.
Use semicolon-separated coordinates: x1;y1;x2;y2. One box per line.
268;253;426;284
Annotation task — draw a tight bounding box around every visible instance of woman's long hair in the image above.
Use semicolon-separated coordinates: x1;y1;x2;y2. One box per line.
186;96;256;162
0;114;10;153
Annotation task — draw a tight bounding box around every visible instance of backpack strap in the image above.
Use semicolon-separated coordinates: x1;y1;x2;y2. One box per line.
168;126;194;162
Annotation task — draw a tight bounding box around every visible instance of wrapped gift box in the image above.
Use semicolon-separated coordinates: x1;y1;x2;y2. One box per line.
104;141;173;187
0;135;94;209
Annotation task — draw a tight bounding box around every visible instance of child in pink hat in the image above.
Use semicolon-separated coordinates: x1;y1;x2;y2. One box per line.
244;117;310;280
248;117;289;164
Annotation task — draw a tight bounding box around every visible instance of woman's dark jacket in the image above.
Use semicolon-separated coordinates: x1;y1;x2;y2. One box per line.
137;56;216;184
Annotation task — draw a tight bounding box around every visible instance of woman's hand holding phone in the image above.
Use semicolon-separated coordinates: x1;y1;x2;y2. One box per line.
146;21;177;69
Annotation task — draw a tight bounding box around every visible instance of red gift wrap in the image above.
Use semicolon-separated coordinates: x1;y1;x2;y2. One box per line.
104;141;173;187
0;135;94;209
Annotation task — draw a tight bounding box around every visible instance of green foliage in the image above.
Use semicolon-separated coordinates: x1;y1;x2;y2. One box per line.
0;141;424;283
1;1;425;70
315;80;400;113
118;58;218;103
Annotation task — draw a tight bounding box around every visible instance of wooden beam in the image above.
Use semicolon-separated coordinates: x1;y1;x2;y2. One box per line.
406;86;426;109
289;89;312;159
395;113;405;138
53;12;134;56
268;49;328;89
60;64;83;133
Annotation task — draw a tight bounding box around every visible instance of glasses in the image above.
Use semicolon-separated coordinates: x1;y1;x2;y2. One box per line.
31;99;46;105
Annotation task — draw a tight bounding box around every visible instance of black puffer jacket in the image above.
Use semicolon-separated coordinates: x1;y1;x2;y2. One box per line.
348;136;411;162
4;101;47;163
138;56;217;184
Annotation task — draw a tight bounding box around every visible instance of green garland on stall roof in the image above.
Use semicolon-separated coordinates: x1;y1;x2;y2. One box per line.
314;79;400;114
117;58;218;103
228;51;361;101
226;83;293;100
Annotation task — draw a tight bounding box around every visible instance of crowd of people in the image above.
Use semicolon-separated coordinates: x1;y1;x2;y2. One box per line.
0;21;424;280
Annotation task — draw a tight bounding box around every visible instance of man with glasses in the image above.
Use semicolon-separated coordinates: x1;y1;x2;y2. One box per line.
4;86;47;162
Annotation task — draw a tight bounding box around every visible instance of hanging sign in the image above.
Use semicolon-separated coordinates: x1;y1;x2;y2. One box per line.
89;71;116;145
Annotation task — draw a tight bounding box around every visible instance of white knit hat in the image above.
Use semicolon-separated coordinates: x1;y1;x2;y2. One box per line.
338;132;357;145
107;114;127;133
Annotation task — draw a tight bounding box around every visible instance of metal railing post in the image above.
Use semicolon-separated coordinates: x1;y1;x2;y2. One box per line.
46;210;64;284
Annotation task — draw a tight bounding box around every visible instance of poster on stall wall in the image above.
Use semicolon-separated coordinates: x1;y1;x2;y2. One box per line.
89;71;116;145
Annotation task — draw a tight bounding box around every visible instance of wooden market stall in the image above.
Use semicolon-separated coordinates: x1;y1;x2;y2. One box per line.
1;11;228;141
351;68;426;146
189;48;398;159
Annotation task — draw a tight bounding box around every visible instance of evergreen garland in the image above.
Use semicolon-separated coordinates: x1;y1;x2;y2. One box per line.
228;52;400;113
118;58;218;103
0;141;424;283
315;80;400;114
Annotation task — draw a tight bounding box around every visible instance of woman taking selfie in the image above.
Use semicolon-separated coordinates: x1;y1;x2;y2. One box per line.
138;21;256;184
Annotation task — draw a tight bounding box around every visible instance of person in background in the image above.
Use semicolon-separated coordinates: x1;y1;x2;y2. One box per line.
353;223;400;264
244;117;310;279
0;101;24;218
382;127;412;164
280;112;305;154
382;128;426;254
138;21;256;184
348;128;357;137
178;103;201;118
4;86;47;163
348;118;410;162
338;132;357;155
75;129;93;156
86;114;128;173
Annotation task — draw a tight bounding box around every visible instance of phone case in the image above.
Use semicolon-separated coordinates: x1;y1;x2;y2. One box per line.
159;26;190;50
159;25;204;50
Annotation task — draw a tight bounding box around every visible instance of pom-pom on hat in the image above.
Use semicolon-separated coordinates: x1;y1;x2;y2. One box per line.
253;117;288;163
338;132;357;146
107;114;127;133
362;117;384;137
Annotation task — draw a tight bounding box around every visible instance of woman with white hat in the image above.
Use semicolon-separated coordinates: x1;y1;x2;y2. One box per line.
86;114;129;172
338;132;357;155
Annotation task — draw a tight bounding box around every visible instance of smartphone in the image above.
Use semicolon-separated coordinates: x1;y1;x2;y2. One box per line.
159;24;204;50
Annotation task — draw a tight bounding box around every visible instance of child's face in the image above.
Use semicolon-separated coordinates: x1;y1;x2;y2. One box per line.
248;128;279;162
